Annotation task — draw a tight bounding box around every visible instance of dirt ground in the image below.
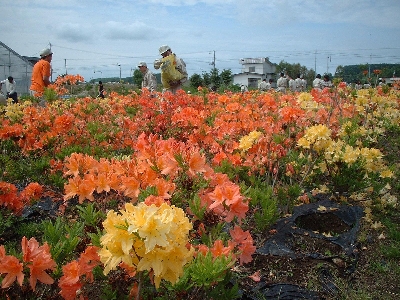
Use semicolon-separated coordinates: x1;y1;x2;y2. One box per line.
236;199;400;300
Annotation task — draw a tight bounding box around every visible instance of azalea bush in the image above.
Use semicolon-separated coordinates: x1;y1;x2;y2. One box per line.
0;78;399;299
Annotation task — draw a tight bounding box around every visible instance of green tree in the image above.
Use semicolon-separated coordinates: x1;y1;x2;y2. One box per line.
133;69;143;87
202;72;212;87
209;68;221;90
189;73;203;89
220;69;233;86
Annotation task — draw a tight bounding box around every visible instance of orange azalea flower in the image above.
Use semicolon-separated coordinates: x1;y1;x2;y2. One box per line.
53;114;75;134
144;195;169;207
58;261;82;299
225;201;249;222
20;182;43;203
226;102;241;112
229;226;255;264
212;150;228;165
237;240;256;264
188;151;207;176
210;240;233;258
64;176;81;201
96;172;115;194
0;246;24;288
120;176;141;199
64;153;83;177
153;178;175;199
21;237;56;291
76;174;96;203
196;244;209;256
78;246;101;283
157;153;179;176
208;185;224;210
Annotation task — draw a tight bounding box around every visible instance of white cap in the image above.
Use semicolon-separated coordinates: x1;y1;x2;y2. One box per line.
159;45;171;55
40;48;53;58
137;61;147;67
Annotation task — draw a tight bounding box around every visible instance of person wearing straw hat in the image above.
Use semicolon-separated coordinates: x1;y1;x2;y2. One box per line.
154;45;187;94
30;48;53;99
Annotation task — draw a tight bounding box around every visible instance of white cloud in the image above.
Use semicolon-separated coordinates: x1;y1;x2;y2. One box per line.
102;21;162;41
55;23;94;43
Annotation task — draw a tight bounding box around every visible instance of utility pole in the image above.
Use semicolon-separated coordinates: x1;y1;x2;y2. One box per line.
368;54;371;78
213;50;216;69
327;56;331;74
117;64;121;83
314;50;317;75
210;50;216;69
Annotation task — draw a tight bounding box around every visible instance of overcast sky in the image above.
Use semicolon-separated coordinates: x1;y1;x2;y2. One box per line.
1;0;400;81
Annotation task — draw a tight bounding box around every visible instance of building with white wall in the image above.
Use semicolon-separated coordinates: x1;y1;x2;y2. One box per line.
0;41;36;96
233;57;277;89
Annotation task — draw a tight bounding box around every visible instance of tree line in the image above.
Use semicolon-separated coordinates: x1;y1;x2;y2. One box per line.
91;62;400;91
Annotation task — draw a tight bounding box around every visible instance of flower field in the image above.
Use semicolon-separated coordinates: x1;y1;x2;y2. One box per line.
0;76;399;299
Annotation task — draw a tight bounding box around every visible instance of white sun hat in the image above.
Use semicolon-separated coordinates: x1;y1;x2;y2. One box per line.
40;48;53;58
159;45;171;55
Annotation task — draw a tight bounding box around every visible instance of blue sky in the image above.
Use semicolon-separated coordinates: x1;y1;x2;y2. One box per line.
1;0;400;81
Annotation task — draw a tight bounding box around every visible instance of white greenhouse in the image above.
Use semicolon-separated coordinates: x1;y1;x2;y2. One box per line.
0;41;38;96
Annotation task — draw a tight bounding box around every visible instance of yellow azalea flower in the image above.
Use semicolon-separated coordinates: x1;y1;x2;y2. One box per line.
297;92;313;102
137;244;194;288
238;136;252;151
99;202;193;288
248;130;262;140
360;147;383;162
379;169;393;178
342;145;360;165
238;131;262;151
297;124;332;153
297;137;311;149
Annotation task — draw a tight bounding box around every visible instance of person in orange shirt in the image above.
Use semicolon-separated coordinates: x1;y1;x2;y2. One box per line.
30;48;53;98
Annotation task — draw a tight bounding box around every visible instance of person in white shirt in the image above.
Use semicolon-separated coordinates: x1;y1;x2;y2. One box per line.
295;74;303;92
137;61;157;92
300;75;307;91
266;79;273;90
0;76;17;103
276;73;287;93
258;79;268;91
321;74;333;88
312;74;323;90
354;80;362;90
288;75;296;92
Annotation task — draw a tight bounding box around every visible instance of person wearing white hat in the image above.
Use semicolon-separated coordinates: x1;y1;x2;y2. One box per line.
154;45;187;94
30;48;53;99
137;61;157;92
